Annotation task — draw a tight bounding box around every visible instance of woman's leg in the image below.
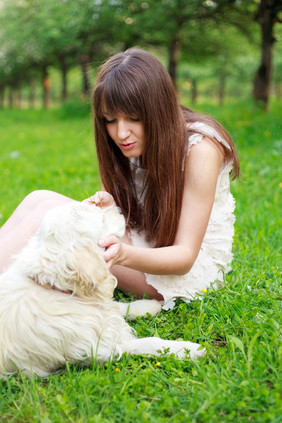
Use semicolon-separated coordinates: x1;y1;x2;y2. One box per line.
0;190;73;238
0;190;74;273
111;265;164;301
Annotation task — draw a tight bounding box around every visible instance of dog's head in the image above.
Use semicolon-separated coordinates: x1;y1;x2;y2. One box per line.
22;202;125;299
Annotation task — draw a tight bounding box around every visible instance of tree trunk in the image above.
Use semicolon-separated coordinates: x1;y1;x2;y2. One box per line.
191;79;198;106
253;0;281;110
42;66;51;109
274;82;281;99
80;54;91;99
29;79;36;108
168;36;181;89
60;56;68;102
0;87;5;108
16;84;22;108
219;73;226;106
8;89;14;108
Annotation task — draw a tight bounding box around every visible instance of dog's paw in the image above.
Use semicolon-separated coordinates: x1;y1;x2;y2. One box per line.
118;299;162;320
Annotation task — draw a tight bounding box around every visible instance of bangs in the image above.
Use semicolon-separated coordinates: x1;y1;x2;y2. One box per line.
95;69;144;119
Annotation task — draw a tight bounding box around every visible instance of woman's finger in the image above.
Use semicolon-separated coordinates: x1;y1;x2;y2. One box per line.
98;235;119;248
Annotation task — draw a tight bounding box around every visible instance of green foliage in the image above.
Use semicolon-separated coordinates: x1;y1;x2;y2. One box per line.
0;99;281;422
0;0;281;105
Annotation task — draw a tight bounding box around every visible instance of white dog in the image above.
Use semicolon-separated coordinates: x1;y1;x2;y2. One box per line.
0;202;205;378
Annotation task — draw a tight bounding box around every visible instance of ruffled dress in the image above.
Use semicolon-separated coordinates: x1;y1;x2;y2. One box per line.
129;122;236;310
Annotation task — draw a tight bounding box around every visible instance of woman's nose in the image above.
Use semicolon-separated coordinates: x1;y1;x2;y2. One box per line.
117;120;130;140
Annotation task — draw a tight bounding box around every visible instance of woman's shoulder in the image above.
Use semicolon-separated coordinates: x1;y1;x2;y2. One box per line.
185;135;225;172
182;106;238;178
187;121;231;152
184;121;231;175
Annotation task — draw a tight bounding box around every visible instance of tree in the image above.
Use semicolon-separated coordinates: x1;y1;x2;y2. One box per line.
253;0;282;110
120;0;258;89
0;0;87;106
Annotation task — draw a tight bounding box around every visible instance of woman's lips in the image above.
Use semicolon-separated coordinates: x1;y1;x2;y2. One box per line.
120;142;136;150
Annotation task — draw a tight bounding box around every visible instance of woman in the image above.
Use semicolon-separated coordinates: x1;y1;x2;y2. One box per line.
0;48;239;309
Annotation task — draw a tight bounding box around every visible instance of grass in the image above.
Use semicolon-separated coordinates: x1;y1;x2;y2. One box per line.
0;98;281;423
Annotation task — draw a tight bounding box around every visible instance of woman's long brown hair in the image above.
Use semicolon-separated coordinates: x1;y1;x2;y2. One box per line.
92;48;239;248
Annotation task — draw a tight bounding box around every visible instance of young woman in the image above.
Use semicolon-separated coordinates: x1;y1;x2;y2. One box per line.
0;48;239;310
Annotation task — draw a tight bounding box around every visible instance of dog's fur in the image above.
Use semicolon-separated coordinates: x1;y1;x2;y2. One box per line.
0;202;205;378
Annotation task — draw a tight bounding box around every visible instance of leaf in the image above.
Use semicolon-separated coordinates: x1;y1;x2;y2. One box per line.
247;331;260;375
229;335;246;357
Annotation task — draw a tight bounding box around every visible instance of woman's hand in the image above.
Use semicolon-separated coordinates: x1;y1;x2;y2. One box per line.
98;235;125;268
83;191;116;208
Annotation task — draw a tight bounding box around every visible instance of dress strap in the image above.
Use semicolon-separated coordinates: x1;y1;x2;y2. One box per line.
188;122;231;154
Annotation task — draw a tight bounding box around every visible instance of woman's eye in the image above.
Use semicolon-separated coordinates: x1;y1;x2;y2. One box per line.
105;118;116;124
130;117;140;122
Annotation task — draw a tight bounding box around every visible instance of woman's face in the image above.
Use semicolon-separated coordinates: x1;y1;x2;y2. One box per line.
103;111;145;158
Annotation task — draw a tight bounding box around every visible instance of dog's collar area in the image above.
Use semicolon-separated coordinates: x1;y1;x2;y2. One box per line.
42;282;73;295
28;275;73;295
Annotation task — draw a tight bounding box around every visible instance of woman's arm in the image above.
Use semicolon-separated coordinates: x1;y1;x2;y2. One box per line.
100;138;224;275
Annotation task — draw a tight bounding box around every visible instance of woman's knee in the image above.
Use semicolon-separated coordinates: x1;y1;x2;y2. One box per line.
24;197;75;234
23;190;71;210
30;195;75;220
24;190;59;204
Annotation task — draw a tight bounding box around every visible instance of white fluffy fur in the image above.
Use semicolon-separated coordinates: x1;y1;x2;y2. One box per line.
0;202;205;378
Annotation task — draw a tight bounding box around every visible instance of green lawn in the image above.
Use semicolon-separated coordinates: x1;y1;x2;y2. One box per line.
0;99;281;423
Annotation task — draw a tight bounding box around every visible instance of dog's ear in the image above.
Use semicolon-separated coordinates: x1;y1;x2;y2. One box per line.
64;243;116;300
68;246;108;296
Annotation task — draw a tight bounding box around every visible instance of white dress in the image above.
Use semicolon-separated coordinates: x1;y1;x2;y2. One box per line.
129;122;236;310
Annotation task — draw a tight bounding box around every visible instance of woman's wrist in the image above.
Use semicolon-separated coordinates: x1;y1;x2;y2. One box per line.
118;242;131;267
